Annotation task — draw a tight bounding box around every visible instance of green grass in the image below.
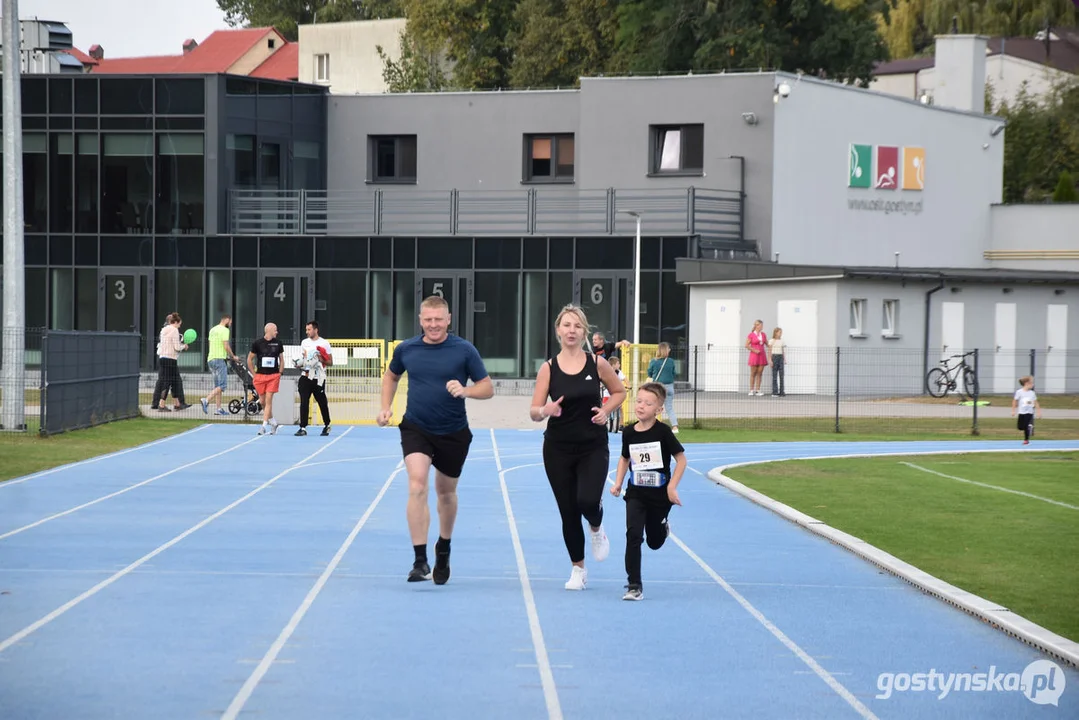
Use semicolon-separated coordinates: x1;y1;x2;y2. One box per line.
877;394;1079;410
676;418;1079;443
725;452;1079;642
0;418;204;482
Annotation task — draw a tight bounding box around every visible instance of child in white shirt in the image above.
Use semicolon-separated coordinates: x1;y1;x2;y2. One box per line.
1011;376;1042;445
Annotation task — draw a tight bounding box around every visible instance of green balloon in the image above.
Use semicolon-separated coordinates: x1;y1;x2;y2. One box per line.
183;328;198;344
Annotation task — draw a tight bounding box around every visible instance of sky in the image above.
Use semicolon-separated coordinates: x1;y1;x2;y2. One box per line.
20;0;232;58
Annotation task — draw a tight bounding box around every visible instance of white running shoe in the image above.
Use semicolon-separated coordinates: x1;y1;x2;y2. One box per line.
564;565;587;590
270;419;280;435
258;423;268;436
590;525;610;562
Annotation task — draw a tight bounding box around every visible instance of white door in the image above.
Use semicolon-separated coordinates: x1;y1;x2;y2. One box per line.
704;298;741;391
993;303;1017;393
941;302;964;360
1046;305;1068;393
776;300;818;394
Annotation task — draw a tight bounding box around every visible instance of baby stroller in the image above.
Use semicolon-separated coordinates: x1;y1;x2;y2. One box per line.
227;358;262;415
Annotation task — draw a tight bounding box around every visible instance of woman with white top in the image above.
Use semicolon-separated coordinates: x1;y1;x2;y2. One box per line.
769;327;786;397
152;312;190;411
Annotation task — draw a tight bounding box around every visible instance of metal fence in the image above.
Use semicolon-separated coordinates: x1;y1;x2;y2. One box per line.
229;186;748;250
652;345;1079;435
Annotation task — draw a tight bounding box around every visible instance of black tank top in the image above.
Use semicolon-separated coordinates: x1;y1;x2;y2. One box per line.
544;353;606;447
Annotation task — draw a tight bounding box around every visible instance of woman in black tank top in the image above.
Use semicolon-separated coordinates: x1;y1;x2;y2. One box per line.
530;305;626;591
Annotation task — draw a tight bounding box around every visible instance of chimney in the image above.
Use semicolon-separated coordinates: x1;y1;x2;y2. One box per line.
183;38;198;54
88;44;104;60
932;34;988;113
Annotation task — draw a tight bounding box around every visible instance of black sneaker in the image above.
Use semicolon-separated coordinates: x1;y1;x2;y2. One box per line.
295;428;307;436
433;546;451;585
408;561;431;582
321;425;330;437
623;584;643;601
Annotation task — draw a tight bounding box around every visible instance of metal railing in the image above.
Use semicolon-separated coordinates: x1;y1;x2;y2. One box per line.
229;186;748;248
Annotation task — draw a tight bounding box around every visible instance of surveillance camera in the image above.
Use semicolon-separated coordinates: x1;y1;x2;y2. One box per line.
778;82;792;98
741;112;758;125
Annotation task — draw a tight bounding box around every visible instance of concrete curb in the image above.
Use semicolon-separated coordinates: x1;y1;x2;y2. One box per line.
706;448;1079;669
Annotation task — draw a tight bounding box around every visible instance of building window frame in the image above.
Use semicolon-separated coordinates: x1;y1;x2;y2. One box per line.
367;134;418;184
648;123;704;176
850;298;868;338
315;53;330;83
523;133;575;183
882;298;900;338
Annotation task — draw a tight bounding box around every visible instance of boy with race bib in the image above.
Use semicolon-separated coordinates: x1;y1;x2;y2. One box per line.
611;382;687;601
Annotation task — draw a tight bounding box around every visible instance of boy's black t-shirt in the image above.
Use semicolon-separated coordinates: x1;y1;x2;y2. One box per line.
250;337;284;375
621;420;684;499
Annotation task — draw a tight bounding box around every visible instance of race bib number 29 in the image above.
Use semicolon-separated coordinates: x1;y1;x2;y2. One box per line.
630;441;663;471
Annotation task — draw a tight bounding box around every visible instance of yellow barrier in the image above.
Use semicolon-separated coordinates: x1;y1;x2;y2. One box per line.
299;338;406;427
619;343;659;424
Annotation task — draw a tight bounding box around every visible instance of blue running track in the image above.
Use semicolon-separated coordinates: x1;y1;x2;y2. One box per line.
0;425;1076;719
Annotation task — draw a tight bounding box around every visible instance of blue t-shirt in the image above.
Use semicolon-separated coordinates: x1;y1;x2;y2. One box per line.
388;334;489;434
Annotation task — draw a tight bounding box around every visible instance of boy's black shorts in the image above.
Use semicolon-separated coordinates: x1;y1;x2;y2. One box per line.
399;419;473;478
1017;414;1034;432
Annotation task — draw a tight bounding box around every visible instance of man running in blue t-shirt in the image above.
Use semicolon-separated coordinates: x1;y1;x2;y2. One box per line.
378;295;494;585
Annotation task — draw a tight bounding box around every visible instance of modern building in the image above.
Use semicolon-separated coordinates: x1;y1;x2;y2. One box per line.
3;35;1078;385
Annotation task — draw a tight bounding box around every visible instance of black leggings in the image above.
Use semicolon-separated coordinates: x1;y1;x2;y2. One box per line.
152;358;184;406
543;440;609;563
625;494;672;586
298;376;330;428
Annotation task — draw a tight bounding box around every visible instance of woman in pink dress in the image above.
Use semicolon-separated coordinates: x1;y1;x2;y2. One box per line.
744;319;770;396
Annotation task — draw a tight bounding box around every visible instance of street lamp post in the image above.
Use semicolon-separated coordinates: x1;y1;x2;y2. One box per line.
619;210;643;411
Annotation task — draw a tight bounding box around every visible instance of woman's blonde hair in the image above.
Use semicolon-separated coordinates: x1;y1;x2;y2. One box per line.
554;304;591;349
772;327;782;339
656;342;671;357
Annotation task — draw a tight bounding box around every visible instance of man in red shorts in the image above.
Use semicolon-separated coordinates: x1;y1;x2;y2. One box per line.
248;322;285;435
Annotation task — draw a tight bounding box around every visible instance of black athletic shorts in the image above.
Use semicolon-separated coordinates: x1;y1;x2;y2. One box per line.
1017;414;1034;432
399;419;474;479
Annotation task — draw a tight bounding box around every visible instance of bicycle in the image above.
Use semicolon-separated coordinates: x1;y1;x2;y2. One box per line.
925;352;979;399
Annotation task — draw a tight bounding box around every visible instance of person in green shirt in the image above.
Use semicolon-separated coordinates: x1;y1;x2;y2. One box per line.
646;342;679;434
201;315;237;415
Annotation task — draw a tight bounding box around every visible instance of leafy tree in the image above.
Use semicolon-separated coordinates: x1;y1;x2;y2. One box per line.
217;0;404;41
508;0;619;88
400;0;518;89
1053;170;1078;202
993;79;1079;203
377;29;448;92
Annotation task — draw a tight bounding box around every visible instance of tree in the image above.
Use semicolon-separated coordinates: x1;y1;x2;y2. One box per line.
216;0;405;41
993;79;1079;203
377;29;448;92
508;0;620;88
400;0;518;89
1053;170;1078;202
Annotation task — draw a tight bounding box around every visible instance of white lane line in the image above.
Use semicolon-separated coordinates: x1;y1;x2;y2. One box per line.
603;471;878;720
900;462;1079;510
0;427;354;656
0;434;264;541
0;424;211;487
221;459;403;720
491;429;563;720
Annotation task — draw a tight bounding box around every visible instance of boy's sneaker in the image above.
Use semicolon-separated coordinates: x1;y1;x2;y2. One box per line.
258;423;268;435
623;584;644;601
200;398;209;414
432;543;451;585
321;425;331;437
590;525;610;562
295;428;307;436
270;420;280;435
408;561;431;582
564;565;587;591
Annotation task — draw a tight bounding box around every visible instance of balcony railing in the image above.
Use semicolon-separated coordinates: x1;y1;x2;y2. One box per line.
229;187;749;251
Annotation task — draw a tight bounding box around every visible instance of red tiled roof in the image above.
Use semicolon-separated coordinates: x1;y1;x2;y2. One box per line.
90;27;285;75
250;42;298;81
62;48;98;66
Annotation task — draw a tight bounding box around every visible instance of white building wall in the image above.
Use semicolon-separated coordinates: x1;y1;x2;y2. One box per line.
298;19;408;94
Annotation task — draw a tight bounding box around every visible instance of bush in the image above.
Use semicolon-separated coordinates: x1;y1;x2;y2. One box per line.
1052;170;1078;203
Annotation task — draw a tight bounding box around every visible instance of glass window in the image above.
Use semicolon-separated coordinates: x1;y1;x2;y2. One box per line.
259;142;281;190
550;238;573;269
49;134;74;233
294;141;321;190
475;238;521;269
660;272;687;372
49;78;73;114
76;135;99;233
883;299;899;337
523;238;546;269
102;134;153;234
523;272;548;376
226;134;256;189
156;134;205;234
234;270;259;341
26;269;47;329
639;272;660;345
315;54;330;82
22;79;47;114
369;135;417;183
474;273;520;378
394;271;415;340
74;78;98;114
207;270;233;331
155;78;205;115
153;271;204;368
650;124;704;174
100;78;154;114
370;271;393;340
50;268;74;330
75;268;98;330
576;237;633;270
417;238;470;269
315;271;367;339
24;134;48;233
524;134;574;182
549;272;573;352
